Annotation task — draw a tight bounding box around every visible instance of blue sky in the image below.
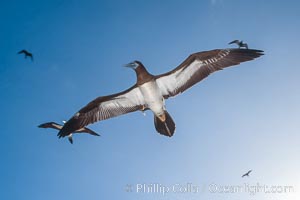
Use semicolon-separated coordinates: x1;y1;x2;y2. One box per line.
0;0;299;199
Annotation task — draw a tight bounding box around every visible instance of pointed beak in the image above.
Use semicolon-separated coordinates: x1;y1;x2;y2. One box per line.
123;63;135;69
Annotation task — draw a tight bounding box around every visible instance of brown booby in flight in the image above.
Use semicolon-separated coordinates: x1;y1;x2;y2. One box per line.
228;40;248;49
242;170;252;178
18;49;34;61
58;48;263;138
38;121;100;144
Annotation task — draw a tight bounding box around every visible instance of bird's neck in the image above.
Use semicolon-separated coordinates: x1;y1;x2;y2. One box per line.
135;65;154;85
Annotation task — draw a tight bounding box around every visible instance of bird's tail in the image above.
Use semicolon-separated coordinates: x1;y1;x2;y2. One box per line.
154;111;175;137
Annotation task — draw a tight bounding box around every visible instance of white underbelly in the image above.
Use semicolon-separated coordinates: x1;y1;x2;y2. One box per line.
139;81;165;115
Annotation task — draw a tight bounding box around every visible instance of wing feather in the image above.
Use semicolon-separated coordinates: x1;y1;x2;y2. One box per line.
156;48;264;98
58;85;145;138
38;122;63;130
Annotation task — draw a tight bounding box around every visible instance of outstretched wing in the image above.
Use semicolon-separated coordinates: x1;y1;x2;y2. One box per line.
18;50;26;54
156;48;264;98
38;122;63;130
58;85;145;138
76;127;100;136
228;40;239;44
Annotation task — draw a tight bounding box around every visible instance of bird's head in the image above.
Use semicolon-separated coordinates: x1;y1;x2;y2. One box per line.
124;60;150;82
124;60;143;70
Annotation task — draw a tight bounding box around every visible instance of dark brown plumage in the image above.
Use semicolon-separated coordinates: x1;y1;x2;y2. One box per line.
228;40;248;49
154;111;175;137
38;121;100;144
155;49;262;98
18;49;33;61
242;170;252;178
58;48;264;138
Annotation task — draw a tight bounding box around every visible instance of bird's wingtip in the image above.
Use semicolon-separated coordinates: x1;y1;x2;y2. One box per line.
68;136;73;144
95;132;101;136
57;130;64;138
90;130;101;137
233;48;265;56
228;40;237;44
38;123;47;128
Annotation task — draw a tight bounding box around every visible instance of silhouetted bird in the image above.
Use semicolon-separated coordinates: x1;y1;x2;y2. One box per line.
242;170;252;178
38;121;100;144
18;49;33;61
58;48;263;138
228;40;248;49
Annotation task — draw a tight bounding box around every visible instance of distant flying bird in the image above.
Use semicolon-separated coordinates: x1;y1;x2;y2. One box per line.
38;121;100;144
58;48;263;138
18;49;33;61
228;40;248;49
242;170;252;178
